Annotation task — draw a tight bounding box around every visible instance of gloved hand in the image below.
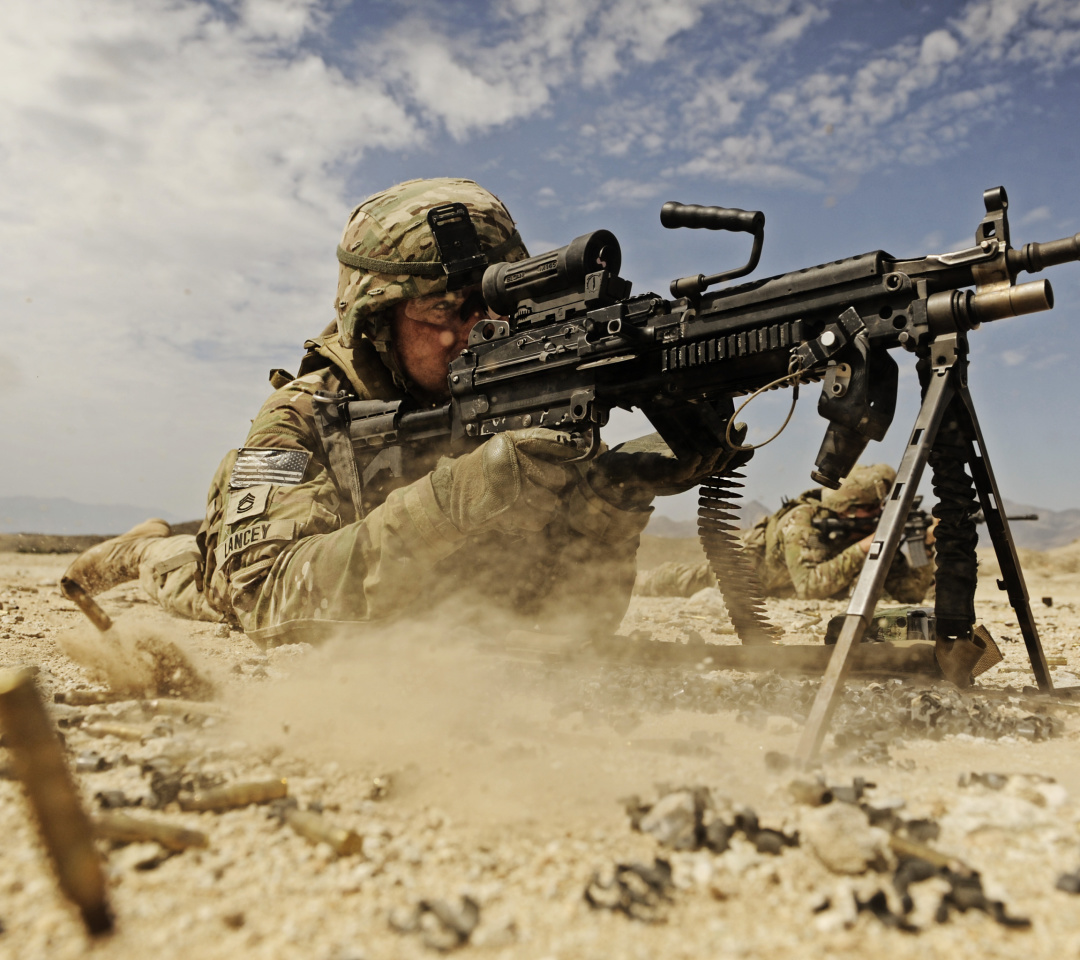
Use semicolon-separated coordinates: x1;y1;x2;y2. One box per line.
584;431;747;510
430;428;579;535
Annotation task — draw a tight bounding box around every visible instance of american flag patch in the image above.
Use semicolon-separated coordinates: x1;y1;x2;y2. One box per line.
230;448;311;489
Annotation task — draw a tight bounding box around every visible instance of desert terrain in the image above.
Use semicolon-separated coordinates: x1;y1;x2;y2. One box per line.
1;536;1079;959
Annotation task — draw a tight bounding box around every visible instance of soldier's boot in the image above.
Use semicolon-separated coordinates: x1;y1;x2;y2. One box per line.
60;519;172;599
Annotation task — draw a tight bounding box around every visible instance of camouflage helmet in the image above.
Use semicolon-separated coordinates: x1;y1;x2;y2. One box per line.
820;463;895;513
334;178;528;356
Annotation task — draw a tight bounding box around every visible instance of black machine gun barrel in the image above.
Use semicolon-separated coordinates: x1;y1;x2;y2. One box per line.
344;186;1080;485
332;184;1078;758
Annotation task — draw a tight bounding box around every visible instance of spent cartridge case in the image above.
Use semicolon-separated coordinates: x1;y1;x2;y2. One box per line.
0;668;113;935
60;578;114;633
179;778;288;812
142;698;225;719
55;690;122;707
94;812;208;851
285;808;364;856
82;721;149;742
888;834;970;874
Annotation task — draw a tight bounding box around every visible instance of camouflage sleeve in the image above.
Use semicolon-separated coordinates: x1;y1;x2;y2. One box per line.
883;547;936;603
248;450;645;643
778;507;866;600
218;380;662;644
635;560;713;597
211;374;345;629
212;373;469;643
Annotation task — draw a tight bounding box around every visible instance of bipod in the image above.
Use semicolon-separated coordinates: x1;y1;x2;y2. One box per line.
794;331;1054;766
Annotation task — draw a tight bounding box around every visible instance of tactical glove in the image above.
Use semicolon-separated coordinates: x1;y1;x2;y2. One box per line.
430;428;578;535
583;431;749;511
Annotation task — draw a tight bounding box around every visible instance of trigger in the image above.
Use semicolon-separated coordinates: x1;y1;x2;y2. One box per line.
566;429;601;463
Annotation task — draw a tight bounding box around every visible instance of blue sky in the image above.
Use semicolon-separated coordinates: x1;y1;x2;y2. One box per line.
1;0;1078;522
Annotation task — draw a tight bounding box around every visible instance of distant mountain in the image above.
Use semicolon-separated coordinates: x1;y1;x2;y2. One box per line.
0;497;183;536
997;500;1080;551
2;493;1076;552
647;499;771;538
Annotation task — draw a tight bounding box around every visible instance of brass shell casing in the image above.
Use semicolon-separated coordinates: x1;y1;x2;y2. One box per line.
179;778;288;812
94;812;208;851
0;668;113;935
285;808;364;856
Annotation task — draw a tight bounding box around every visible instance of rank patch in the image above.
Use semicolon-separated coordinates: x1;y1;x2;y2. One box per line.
226;484;271;524
230;448;311;489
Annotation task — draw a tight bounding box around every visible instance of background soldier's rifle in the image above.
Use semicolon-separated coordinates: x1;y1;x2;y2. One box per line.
331;186;1080;761
812;495;1039;568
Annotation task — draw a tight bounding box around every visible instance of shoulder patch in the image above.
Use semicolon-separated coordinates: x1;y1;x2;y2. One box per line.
226;483;271;524
230;448;311;489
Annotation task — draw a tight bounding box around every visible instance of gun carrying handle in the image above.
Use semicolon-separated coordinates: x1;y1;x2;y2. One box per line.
663;203;765;299
661;202;764;235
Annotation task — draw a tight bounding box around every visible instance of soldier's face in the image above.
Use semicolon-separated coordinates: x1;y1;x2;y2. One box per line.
391;286;501;398
844;503;882;519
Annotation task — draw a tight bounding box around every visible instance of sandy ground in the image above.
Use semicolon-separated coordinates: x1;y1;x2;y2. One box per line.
1;545;1079;960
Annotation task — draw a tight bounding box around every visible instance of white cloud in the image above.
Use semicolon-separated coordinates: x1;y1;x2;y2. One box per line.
370;29;553;140
951;0;1080;69
562;0;1078;193
579;177;669;210
367;0;723;139
920;28;961;67
762;2;829;47
0;0;422;507
2;0;1077;510
1019;205;1053;225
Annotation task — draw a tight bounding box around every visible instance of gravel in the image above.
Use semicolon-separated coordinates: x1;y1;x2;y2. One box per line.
0;550;1079;958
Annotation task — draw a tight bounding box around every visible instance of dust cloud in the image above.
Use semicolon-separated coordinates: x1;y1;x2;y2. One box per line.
227;609;770;826
56;609;215;700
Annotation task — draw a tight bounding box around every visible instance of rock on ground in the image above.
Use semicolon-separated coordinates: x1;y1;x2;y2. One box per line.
0;549;1079;958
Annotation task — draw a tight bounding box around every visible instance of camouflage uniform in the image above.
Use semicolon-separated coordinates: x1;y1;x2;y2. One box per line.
638;464;935;602
132;179;651;645
634;560;714;598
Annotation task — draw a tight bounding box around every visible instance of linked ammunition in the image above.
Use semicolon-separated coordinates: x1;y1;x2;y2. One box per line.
0;668;113;935
179;778;288;812
94;812;208;851
285;808;364;856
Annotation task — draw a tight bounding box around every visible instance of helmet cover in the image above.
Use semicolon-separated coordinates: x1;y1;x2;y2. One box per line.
334;178;528;362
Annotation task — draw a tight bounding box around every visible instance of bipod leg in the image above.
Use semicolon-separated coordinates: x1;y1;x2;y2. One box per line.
954;385;1053;692
794;365;956;766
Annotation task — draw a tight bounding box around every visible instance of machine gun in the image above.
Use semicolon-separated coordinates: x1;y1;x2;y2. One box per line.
330;186;1079;761
812;495;1039;567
